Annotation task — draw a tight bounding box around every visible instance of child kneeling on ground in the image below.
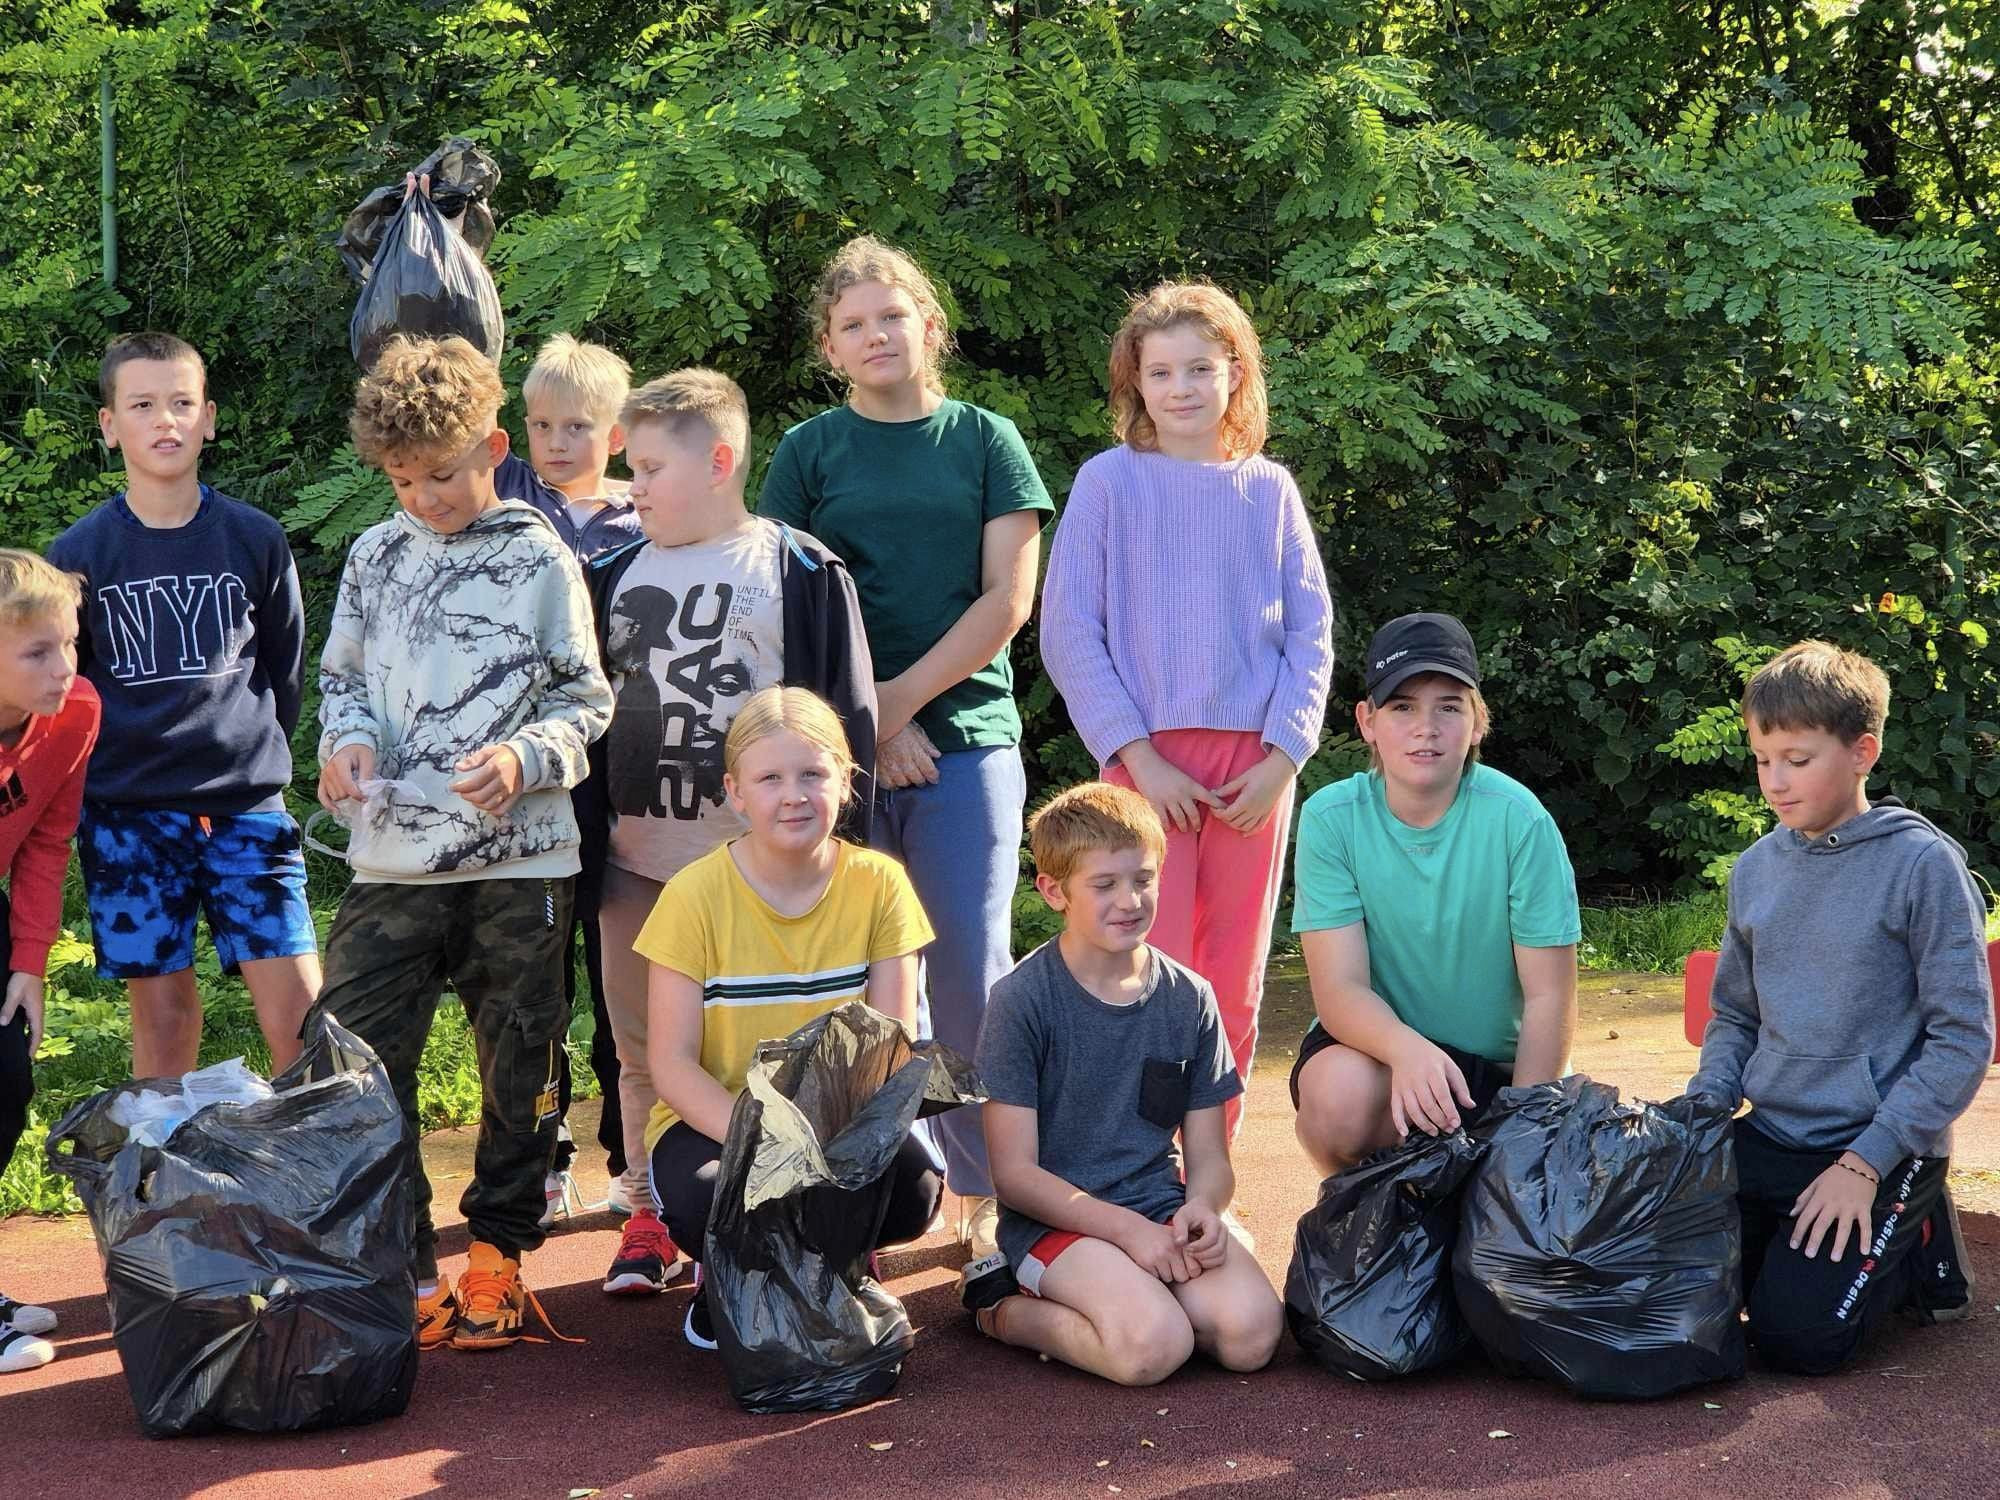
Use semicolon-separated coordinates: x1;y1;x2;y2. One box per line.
1689;641;1993;1374
972;782;1283;1386
315;335;614;1352
642;686;938;1352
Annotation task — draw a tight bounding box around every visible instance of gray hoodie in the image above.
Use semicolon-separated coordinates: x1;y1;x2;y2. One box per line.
1690;800;1994;1176
319;501;613;883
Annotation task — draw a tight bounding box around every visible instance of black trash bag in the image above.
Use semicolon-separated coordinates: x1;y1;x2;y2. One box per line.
337;136;501;283
46;1013;418;1438
705;1001;984;1414
1285;1128;1486;1380
1452;1075;1745;1400
346;182;504;371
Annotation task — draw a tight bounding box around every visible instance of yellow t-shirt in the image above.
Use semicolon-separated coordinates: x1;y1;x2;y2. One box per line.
636;839;935;1150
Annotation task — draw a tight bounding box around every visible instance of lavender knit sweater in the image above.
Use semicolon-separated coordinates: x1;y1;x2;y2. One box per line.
1040;445;1335;771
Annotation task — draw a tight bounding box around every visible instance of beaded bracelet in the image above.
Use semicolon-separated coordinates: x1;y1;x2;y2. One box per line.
1836;1159;1879;1185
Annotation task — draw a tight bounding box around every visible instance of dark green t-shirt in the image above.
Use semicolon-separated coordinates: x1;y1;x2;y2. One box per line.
757;400;1053;752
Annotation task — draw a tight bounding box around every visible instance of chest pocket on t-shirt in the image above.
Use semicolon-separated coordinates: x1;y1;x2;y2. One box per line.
1138;1057;1191;1131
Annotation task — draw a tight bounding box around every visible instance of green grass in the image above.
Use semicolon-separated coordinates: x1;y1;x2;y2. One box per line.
1579;893;1728;976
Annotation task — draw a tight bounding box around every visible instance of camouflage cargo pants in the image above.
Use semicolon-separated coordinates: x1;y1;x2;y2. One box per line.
314;876;573;1278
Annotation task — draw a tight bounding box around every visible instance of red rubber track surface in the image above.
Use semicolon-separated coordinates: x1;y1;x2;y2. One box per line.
5;975;1996;1499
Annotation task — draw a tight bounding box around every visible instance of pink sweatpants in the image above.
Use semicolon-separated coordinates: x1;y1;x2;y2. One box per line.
1106;728;1294;1139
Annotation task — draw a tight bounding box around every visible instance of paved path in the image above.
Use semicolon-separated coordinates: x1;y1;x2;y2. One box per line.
4;970;1996;1498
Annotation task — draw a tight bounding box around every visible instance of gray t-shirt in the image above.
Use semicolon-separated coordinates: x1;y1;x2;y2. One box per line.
976;940;1242;1268
602;519;785;881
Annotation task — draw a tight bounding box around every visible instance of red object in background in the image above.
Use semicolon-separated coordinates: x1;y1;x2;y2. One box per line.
1682;945;2000;1061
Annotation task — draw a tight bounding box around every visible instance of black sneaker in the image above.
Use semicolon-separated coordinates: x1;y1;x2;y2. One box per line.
958;1251;1017;1312
683;1264;717;1351
1907;1189;1975;1325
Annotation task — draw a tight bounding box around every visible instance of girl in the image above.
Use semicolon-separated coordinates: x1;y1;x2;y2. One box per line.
1289;613;1580;1177
640;686;939;1349
758;236;1053;1264
1040;283;1334;1136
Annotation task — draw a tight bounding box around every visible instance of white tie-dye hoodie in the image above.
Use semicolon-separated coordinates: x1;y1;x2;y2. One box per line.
319;501;613;883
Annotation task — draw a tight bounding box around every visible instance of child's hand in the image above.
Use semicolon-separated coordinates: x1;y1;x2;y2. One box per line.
1790;1153;1878;1262
318;743;378;812
1120;740;1223;834
1120;1213;1198;1284
1387;1035;1477;1137
452;744;525;817
877;723;941;789
0;973;45;1057
1212;749;1294;834
1173;1200;1228;1271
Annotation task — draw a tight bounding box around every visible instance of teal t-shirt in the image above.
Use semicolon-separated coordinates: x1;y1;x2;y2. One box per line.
757;400;1053;753
1290;764;1581;1062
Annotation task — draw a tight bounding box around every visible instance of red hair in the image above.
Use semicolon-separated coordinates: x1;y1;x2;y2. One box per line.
1107;282;1269;458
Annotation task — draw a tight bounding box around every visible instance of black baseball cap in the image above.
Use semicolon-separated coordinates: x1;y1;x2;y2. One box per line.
1363;613;1481;705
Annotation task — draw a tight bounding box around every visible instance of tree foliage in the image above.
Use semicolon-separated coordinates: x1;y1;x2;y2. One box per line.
3;0;1995;889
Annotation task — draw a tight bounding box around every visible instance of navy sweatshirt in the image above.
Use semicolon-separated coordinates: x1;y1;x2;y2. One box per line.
495;452;643;559
48;487;305;815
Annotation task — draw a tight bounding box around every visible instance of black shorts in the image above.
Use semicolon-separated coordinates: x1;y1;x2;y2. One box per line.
1288;1021;1513;1121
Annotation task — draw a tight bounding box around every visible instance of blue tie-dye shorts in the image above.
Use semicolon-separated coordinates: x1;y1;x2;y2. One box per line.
76;804;318;979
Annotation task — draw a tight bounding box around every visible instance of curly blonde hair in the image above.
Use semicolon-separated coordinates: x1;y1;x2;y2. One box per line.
1107;282;1269;459
809;235;953;395
350;335;505;467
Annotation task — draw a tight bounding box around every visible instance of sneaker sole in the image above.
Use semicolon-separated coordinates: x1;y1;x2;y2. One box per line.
1;1307;57;1336
604;1270;670;1295
0;1331;55;1373
683;1300;718;1351
451;1329;523;1350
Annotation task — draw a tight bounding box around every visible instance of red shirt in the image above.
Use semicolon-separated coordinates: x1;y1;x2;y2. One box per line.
0;678;101;977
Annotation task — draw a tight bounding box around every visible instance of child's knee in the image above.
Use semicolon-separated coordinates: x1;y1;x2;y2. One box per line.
1209;1290;1284;1372
1745;1298;1868;1377
1293;1091;1378;1172
1101;1310;1196;1386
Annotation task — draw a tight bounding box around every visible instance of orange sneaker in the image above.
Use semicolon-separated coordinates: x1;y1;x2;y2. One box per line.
451;1241;582;1350
416;1274;458;1351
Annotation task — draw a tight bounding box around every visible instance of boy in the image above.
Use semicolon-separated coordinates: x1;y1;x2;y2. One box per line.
517;333;643;1222
971;782;1282;1386
1689;640;1993;1374
1290;613;1580;1176
315;334;613;1351
48;332;319;1080
574;368;876;1297
0;550;100;1373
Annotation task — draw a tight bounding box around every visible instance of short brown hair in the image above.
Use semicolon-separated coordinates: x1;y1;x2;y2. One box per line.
1741;640;1890;744
1108;282;1270;459
100;331;206;406
809;234;954;395
621;368;751;467
349;335;505;468
0;549;83;628
1029;782;1167;885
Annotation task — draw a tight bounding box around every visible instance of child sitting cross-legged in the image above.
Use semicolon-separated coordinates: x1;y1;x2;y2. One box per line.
972;782;1283;1386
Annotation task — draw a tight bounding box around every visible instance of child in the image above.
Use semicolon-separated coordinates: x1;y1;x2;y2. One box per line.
1689;640;1993;1374
315;334;613;1351
517;332;643;1224
972;782;1282;1386
0;550;100;1374
48;332;319;1080
521;333;644;558
758;235;1053;1267
640;687;937;1350
1290;613;1580;1176
1041;282;1334;1139
575;369;875;1297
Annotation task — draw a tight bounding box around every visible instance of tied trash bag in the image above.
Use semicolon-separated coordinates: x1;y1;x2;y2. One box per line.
1285;1128;1486;1381
1452;1076;1745;1400
337;137;502;281
706;1001;984;1414
46;1012;418;1438
345;148;504;370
